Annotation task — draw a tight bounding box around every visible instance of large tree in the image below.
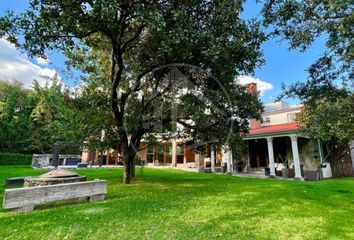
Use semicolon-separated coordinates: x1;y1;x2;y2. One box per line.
0;80;34;152
263;0;354;64
279;56;354;175
264;0;354;173
1;0;265;183
0;78;83;153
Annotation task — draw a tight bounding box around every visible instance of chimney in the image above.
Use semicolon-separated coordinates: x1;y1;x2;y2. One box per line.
247;83;262;129
247;82;260;96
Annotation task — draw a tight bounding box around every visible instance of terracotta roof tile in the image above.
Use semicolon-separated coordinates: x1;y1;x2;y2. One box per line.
248;122;299;136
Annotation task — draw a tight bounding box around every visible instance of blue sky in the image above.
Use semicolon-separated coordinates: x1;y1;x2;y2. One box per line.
0;1;326;104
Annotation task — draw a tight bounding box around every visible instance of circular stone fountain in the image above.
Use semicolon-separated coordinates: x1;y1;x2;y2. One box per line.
24;169;87;187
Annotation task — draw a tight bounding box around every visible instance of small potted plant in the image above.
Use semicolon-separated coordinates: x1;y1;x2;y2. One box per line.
236;161;245;172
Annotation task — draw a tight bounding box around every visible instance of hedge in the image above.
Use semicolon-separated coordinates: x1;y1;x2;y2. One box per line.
0;153;32;165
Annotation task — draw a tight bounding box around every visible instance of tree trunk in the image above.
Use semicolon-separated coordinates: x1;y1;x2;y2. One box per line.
123;162;132;184
130;160;135;178
121;142;132;184
123;156;136;183
122;144;137;184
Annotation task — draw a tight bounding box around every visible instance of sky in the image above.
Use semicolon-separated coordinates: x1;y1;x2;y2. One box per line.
0;1;327;104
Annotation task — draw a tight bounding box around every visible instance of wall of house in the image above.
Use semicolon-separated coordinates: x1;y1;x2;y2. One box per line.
262;109;301;125
264;101;289;111
298;139;321;171
334;154;354;176
136;145;147;161
350;141;354;174
284;138;320;171
185;149;195;162
333;143;354;177
81;150;97;164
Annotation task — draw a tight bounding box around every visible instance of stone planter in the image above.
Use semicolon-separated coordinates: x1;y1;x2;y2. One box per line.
3;180;107;213
23;169;86;187
5;177;28;188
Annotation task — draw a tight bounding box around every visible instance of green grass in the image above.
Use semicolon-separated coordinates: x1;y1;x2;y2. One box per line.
0;166;353;240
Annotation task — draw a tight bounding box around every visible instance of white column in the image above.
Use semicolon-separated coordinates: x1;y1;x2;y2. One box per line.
171;139;177;167
195;153;204;172
290;135;302;179
349;141;354;174
227;147;233;173
244;141;250;173
317;139;324;164
266;137;276;177
211;145;215;172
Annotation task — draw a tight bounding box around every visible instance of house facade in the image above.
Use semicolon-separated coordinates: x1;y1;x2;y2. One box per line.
81;83;354;179
242;101;323;179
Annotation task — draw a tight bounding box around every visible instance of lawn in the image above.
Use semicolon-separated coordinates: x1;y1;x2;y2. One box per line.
0;166;353;240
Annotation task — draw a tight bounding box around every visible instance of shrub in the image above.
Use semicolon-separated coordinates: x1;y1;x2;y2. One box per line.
0;153;32;165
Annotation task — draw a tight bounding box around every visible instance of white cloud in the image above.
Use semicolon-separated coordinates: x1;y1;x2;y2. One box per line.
0;38;60;88
36;56;50;65
235;75;273;96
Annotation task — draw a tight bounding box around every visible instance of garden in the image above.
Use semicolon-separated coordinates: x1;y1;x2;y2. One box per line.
0;166;353;239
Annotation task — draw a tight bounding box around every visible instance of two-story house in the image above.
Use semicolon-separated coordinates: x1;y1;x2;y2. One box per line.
82;83;354;179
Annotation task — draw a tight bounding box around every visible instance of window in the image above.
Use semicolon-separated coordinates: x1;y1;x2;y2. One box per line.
147;145;154;163
287;113;296;123
165;144;172;163
156;144;164;163
263;117;271;125
176;145;184;163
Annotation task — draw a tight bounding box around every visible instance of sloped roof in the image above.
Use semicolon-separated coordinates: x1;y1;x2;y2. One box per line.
247;122;299;136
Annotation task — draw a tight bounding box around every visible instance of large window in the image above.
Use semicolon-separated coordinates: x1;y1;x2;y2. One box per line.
147;145;154;163
156;144;164;163
165;144;172;163
146;143;173;163
176;145;184;163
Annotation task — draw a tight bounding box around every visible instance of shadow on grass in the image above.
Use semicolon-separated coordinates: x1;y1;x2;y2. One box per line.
0;166;353;239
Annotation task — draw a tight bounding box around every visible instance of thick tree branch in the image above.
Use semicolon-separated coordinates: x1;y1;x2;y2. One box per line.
121;24;145;52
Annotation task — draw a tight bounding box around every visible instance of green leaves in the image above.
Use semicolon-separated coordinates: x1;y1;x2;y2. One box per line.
298;94;354;144
1;1;266;163
0;78;86;154
279;53;353;169
263;0;354;63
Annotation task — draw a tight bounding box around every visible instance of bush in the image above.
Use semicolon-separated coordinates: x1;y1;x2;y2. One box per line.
0;152;32;165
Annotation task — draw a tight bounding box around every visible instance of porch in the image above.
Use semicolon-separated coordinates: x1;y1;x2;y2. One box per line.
241;123;323;180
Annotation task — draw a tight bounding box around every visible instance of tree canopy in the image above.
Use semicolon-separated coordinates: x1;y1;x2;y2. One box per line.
278;55;354;175
263;0;354;173
0;0;266;183
263;0;354;64
0;79;84;153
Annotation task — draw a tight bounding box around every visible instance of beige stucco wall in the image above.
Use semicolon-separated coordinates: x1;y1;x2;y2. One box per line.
263;109;301;125
81;151;90;163
136;145;147;161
